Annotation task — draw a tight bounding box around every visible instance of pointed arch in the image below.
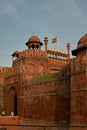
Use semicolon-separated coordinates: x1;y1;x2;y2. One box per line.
10;86;18;116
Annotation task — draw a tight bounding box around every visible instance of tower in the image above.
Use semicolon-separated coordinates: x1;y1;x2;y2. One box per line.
70;34;87;127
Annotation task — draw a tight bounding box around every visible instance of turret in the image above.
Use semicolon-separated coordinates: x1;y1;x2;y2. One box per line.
44;37;48;52
67;43;71;62
72;33;87;57
25;35;43;50
70;34;87;126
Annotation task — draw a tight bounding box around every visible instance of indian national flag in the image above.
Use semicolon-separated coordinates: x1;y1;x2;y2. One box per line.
52;37;57;43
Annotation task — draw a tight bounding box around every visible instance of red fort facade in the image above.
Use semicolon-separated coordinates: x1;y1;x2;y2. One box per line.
0;34;87;130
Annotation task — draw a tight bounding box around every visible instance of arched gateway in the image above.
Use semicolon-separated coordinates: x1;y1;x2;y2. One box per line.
10;87;17;116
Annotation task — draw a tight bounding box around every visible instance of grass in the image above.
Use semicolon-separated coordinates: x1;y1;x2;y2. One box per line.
0;85;4;90
30;73;59;84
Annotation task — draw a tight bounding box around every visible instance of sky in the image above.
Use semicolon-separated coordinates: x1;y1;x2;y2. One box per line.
0;0;87;67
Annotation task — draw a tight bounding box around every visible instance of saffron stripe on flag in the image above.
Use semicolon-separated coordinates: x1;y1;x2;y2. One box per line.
52;37;57;43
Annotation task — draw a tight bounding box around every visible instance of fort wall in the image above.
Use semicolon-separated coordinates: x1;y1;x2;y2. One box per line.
23;70;70;126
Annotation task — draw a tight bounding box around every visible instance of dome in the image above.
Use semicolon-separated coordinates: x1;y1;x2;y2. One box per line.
28;35;40;43
77;33;87;49
72;33;87;56
25;35;43;48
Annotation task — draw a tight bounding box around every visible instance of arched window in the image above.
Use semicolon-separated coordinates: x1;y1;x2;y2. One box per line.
36;44;39;49
31;44;35;49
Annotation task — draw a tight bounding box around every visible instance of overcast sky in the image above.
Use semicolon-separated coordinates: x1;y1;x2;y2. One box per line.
0;0;87;67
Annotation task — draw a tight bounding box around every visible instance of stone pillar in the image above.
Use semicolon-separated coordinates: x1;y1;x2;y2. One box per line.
44;37;48;52
67;43;71;62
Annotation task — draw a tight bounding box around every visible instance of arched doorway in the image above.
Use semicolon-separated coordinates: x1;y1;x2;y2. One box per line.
10;87;17;116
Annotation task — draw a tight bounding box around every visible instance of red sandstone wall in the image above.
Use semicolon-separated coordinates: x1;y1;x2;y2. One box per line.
0;116;19;130
23;79;70;126
0;89;4;114
0;67;10;114
70;56;87;125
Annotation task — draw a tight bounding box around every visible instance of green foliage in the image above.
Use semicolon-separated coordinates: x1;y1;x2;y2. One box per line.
0;85;4;90
30;73;59;84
